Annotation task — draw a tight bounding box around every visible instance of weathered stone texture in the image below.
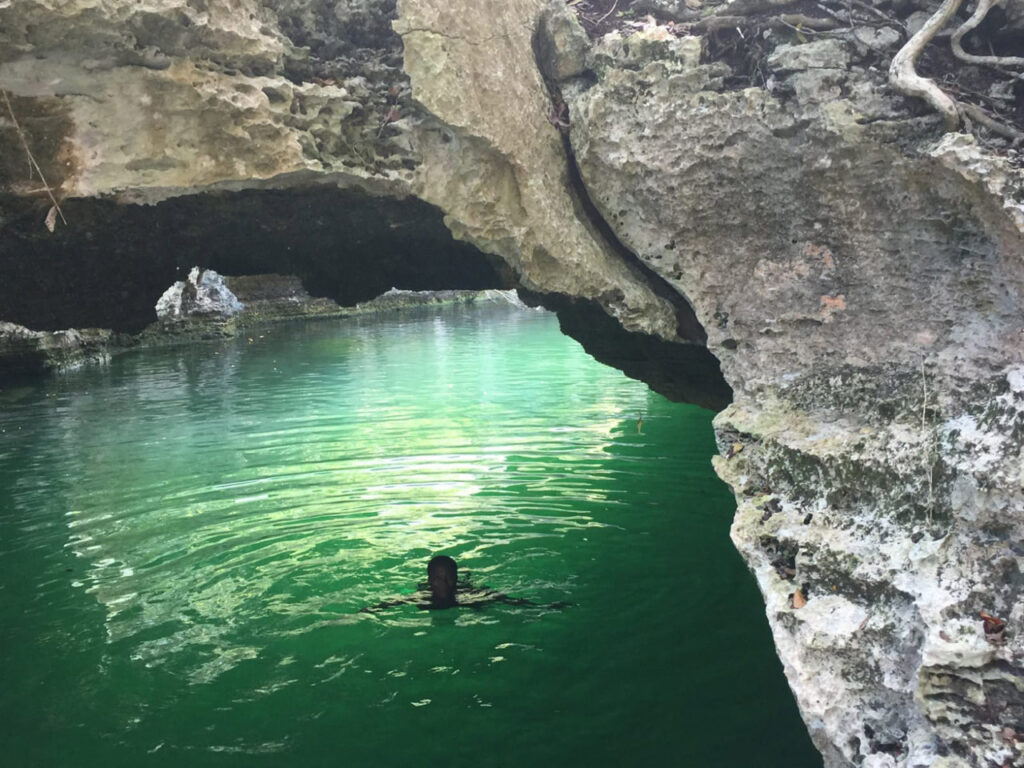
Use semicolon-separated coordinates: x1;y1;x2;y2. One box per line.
0;0;680;342
395;0;680;340
0;321;112;374
563;18;1024;768
156;267;243;320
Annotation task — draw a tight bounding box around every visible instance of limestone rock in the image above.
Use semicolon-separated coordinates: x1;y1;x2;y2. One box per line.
536;1;590;81
223;274;346;324
565;21;1024;768
394;0;681;341
2;2;1024;766
0;0;681;345
766;39;851;73
156;267;244;320
0;321;112;376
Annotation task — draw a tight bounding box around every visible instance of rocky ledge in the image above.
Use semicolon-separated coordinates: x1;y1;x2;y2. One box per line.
0;322;112;375
2;0;1024;765
0;269;520;376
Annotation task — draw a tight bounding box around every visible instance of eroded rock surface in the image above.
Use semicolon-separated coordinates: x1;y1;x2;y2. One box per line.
0;322;112;375
156;267;243;320
0;0;682;344
558;10;1024;767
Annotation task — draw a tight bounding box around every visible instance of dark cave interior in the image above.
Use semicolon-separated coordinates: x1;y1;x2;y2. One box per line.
0;185;731;409
0;187;508;334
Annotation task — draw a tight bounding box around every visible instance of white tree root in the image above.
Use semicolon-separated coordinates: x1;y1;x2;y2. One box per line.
888;0;964;131
1;88;67;227
951;0;1024;72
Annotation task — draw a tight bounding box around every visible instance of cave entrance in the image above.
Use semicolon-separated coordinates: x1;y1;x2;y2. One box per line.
0;186;511;334
0;185;731;409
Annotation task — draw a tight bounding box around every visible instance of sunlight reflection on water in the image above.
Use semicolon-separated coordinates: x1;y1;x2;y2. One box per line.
0;301;822;767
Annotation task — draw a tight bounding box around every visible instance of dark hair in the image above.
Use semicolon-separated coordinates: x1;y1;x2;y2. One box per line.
427;555;457;579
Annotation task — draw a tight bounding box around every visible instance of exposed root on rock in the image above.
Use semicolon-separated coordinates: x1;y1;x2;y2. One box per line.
1;89;67;230
960;101;1024;141
888;0;964;132
565;0;1024;147
951;0;1024;73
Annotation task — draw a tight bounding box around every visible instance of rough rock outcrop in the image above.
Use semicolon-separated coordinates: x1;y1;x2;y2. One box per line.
0;322;111;374
554;9;1024;767
2;1;1024;765
0;0;684;343
224;273;347;323
155;266;243;320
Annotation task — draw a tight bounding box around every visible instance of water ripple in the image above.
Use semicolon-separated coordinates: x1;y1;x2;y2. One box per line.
0;305;667;685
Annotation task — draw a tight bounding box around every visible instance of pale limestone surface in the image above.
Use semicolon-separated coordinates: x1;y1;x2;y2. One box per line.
395;0;678;339
0;0;678;340
562;18;1024;768
155;267;243;319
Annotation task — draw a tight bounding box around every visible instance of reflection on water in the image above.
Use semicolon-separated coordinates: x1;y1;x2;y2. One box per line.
0;301;821;767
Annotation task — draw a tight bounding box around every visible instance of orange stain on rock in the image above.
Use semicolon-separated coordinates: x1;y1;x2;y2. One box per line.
820;294;846;311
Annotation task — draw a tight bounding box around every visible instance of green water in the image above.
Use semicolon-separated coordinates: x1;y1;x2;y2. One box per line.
0;301;820;767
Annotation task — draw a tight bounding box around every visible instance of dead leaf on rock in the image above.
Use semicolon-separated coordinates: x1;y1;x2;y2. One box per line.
44;205;57;233
980;611;1007;644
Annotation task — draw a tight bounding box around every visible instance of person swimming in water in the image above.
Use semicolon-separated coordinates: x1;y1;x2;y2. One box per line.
425;554;460;609
361;555;568;613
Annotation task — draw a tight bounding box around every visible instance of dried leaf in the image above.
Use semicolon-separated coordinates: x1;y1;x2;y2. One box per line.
791;589;807;609
980;610;1006;634
44;205;57;233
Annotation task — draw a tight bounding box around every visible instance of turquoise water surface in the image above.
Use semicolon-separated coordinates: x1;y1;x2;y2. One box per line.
0;300;820;767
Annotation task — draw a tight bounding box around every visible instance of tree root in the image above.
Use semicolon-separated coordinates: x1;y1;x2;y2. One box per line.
690;13;841;34
960;102;1024;141
951;0;1024;74
888;0;964;131
1;88;67;229
690;0;1022;142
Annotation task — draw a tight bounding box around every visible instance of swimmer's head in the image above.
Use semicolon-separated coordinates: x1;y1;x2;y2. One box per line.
427;555;458;603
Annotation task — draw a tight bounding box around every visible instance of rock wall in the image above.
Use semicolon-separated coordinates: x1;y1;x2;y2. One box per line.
0;0;685;342
0;322;111;375
3;1;1024;765
552;6;1024;767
